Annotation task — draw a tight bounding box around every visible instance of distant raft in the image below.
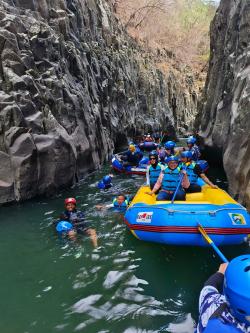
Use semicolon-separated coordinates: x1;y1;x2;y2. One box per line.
124;182;250;246
112;156;209;176
111;156;148;175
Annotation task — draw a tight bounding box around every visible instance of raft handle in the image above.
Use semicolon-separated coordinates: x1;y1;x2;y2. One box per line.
209;211;216;216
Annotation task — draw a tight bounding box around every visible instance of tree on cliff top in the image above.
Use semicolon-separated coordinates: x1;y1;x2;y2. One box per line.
114;0;217;71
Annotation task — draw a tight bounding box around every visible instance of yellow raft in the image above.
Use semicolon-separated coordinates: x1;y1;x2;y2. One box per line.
124;185;250;246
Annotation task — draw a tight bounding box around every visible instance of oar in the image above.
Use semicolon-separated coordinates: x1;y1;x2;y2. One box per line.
115;150;127;156
198;223;229;263
160;131;164;145
171;166;186;204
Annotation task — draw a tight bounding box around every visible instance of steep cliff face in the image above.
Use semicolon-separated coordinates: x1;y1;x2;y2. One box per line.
0;0;197;203
198;0;250;207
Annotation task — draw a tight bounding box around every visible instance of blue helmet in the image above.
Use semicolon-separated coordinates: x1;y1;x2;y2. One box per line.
187;136;196;144
56;221;73;233
165;141;176;149
181;151;193;159
97;181;106;189
140;157;149;165
149;150;158;160
166;155;179;164
103;175;112;185
224;255;250;324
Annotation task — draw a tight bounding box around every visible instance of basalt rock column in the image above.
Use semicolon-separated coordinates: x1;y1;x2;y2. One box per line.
0;0;197;203
198;0;250;208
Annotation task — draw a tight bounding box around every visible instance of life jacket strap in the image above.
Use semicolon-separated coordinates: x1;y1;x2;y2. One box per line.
210;303;228;319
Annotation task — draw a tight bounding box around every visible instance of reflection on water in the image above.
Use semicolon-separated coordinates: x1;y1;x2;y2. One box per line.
0;163;248;333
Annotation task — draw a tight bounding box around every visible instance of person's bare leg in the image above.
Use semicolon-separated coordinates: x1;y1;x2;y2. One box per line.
86;228;98;248
68;229;77;241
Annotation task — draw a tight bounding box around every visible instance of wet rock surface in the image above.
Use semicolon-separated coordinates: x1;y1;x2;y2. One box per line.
197;0;250;208
0;0;197;203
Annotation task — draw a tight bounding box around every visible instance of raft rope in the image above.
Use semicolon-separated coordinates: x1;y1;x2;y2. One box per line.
128;205;247;215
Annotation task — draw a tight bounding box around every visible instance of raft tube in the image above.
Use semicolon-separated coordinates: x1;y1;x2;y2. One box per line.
138;141;158;151
111;156;148;175
124;183;250;246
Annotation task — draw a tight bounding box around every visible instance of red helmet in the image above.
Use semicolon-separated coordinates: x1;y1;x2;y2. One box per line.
64;197;76;206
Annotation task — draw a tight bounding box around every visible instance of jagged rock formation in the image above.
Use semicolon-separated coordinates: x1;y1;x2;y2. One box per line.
0;0;197;203
198;0;250;208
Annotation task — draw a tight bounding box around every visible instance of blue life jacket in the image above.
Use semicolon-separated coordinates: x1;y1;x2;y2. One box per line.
125;149;143;164
162;166;181;191
199;301;247;333
63;210;85;224
204;318;243;333
149;164;162;186
185;162;198;184
112;198;129;209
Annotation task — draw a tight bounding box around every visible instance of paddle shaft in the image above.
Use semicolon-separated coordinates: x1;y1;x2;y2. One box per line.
115;150;127;156
198;224;229;263
171;169;185;204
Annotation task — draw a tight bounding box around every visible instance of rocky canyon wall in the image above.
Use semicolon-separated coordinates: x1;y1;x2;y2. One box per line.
198;0;250;208
0;0;197;203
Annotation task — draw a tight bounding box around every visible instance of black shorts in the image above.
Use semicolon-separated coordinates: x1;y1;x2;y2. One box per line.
74;221;90;234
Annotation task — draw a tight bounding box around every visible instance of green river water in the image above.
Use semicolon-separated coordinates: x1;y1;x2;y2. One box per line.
0;163;249;333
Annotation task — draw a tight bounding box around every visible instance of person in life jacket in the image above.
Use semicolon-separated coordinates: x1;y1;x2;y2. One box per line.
146;151;164;190
57;198;97;247
120;144;143;167
186;136;201;161
157;141;176;164
157;144;167;163
163;141;182;163
196;255;250;333
180;151;218;192
146;156;188;201
97;175;113;190
96;194;129;211
165;140;176;156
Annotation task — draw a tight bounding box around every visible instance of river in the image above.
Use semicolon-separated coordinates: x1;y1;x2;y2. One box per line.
0;162;249;333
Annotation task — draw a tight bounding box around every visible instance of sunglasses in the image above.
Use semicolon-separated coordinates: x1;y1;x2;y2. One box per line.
150;157;156;160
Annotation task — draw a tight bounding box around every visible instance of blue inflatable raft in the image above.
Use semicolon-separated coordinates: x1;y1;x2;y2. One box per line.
124;183;250;246
111;156;149;175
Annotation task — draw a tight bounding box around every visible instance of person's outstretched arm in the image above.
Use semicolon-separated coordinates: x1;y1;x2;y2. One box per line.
200;173;218;189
